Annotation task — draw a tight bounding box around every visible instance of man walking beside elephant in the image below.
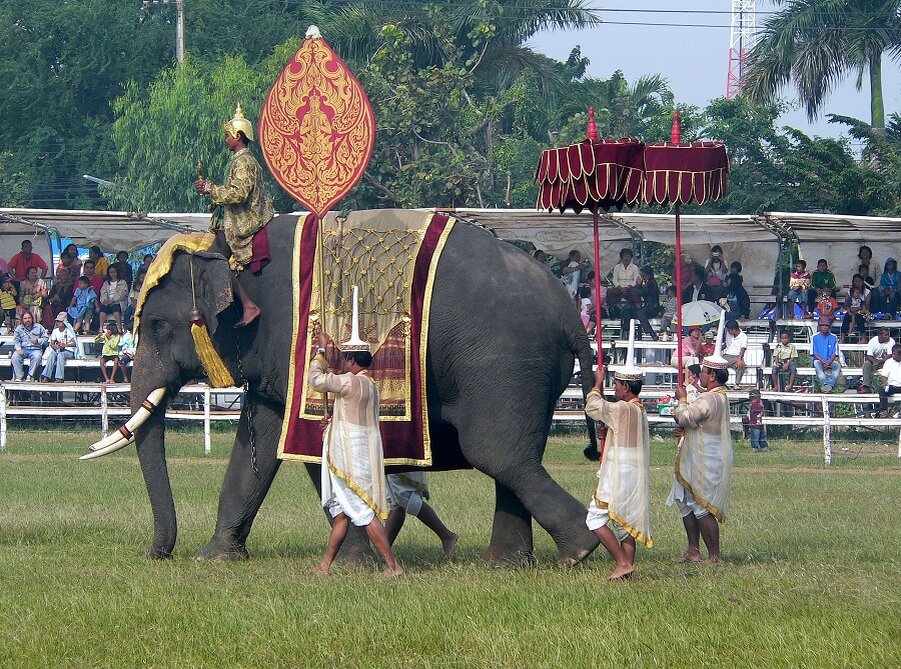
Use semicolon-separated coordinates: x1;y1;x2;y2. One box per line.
195;103;274;327
307;332;402;577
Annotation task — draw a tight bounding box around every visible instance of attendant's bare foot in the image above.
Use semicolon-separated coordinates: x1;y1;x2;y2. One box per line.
672;550;702;563
309;563;330;576
608;564;635;580
442;532;459;557
235;303;260;328
704;556;725;565
381;564;404;577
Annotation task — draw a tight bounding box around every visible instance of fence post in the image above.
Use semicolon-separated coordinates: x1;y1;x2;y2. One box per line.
822;396;831;466
0;383;6;451
100;385;109;439
203;386;211;455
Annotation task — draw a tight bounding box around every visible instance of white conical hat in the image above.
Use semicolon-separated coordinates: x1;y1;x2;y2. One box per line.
341;285;371;352
702;310;729;369
614;319;644;381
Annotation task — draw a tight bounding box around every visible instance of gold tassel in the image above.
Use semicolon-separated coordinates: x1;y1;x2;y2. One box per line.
190;321;235;388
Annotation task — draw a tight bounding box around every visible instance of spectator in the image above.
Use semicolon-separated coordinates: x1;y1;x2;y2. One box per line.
770;330;798;391
0;254;7;276
57;243;82;278
68;276;97;335
82;259;104;297
88;246;109;278
533;249;548;264
788;259;812;316
583;271;606;318
685;363;704;403
41;312;78;382
723;319;748;386
812;317;841;392
673;251;697;293
815;289;839;320
849;273;872;309
858;263;875;290
98;265;129;333
606;248;641;307
46;266;75;329
18;266;47;322
877;344;901;417
723;261;750;319
840;286;866;344
678;326;702;368
875;257;901;317
659;285;677;339
624;265;660;340
578;286;594;336
11;311;48;381
747;389;769;452
700;329;716;359
851;245;877;285
95;321;122;384
808;258;836;307
0;274;17;334
112;250;133;288
560;249;587;301
125;267;146;327
703;245;727;275
705;255;728;302
142;254;155;272
7;240;49;282
862;327;895;391
118;327;137;383
682;266;714;303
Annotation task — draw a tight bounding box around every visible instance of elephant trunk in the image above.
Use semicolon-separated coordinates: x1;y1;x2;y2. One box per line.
131;374;177;559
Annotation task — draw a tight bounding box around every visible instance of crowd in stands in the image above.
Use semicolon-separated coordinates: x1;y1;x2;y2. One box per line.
1;240;153;383
533;241;901;415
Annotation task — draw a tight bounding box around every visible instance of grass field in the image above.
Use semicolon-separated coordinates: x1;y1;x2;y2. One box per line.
1;427;899;668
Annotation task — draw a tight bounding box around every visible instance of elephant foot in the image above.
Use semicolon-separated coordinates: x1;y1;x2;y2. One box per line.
480;547;537;568
194;536;250;562
332;542;376;567
556;532;599;567
145;545;174;560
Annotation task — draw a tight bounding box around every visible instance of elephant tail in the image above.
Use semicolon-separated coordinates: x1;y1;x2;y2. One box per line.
562;315;599;460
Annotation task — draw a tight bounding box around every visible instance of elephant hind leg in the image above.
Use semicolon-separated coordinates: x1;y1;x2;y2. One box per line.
481;481;536;567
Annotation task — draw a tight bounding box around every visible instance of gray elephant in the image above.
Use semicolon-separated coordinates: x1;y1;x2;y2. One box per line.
85;212;600;566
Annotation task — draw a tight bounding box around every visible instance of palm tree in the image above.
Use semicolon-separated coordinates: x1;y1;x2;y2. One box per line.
744;0;901;131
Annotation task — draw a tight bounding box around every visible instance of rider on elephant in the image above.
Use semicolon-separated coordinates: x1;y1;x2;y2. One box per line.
195;103;274;327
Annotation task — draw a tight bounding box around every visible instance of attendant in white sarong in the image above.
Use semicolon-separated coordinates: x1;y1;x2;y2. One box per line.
669;361;733;564
385;472;458;555
307;332;402;577
584;324;652;580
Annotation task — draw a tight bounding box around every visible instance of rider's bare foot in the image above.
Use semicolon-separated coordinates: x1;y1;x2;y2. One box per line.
381;564;404;578
672;550;703;563
442;532;459;557
235;303;260;328
608;564;635;580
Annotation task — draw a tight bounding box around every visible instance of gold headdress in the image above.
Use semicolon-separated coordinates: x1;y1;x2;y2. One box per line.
224;102;255;142
702;310;729;370
614;319;644;381
341;285;371;352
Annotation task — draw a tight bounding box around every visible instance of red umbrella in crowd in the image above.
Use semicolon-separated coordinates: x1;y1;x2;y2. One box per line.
535;108;729;384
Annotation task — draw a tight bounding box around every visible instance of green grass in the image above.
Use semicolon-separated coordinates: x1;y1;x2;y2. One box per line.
1;429;899;668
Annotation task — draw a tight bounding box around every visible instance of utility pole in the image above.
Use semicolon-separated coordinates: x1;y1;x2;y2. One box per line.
142;0;185;64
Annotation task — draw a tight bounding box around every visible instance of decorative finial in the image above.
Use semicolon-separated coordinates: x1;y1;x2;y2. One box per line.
587;107;598;143
670;106;681;144
305;25;322;39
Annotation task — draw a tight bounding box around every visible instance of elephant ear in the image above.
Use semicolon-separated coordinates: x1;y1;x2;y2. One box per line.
192;252;234;335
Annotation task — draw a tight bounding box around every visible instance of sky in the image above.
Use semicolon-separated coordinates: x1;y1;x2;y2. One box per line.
529;0;901;140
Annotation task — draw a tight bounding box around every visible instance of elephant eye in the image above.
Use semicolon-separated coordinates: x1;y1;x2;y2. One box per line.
150;318;172;339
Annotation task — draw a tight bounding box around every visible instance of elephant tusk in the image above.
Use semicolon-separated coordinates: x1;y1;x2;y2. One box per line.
80;387;167;461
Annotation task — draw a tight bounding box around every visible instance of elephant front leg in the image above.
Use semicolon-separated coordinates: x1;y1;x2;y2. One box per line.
195;398;283;561
482;481;536;567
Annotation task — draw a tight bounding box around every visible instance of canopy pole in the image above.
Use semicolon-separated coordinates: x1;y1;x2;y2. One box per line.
674;202;684;385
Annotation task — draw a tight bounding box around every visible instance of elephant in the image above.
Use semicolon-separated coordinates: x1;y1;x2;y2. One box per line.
86;211;600;566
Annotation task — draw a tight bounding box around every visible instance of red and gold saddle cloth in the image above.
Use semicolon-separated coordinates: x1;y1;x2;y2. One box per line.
277;210;459;467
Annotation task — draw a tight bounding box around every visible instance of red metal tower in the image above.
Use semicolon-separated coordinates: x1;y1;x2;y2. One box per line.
726;0;757;99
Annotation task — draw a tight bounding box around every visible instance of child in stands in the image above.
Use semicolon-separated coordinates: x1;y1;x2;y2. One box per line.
0;274;17;334
95;321;121;384
788;259;812;317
